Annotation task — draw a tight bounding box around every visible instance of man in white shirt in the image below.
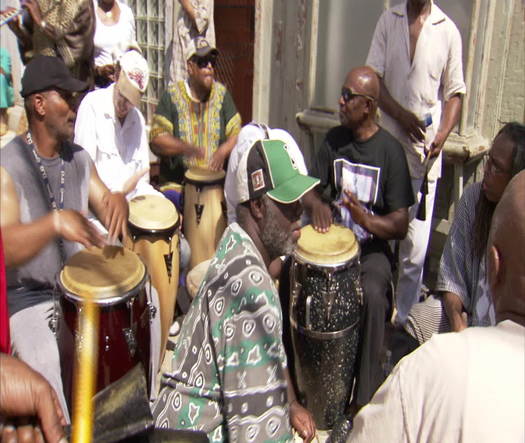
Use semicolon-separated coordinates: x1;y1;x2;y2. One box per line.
75;49;158;209
224;122;308;224
366;0;466;324
348;171;525;443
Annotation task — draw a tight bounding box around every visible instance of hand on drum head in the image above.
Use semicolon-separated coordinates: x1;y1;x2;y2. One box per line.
209;147;227;171
0;354;67;443
290;400;316;443
56;209;105;248
102;192;129;242
311;201;332;233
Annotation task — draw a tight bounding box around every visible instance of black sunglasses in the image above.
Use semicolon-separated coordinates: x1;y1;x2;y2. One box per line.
341;86;375;104
192;54;217;69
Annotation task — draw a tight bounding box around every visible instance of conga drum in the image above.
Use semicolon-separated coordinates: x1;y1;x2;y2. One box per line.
289;224;362;430
183;168;227;270
124;194;180;363
57;246;152;410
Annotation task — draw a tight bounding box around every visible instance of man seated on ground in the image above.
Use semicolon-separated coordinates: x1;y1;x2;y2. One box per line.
349;170;525;443
150;36;241;188
153;140;318;442
0;55;128;421
302;66;414;410
404;122;525;343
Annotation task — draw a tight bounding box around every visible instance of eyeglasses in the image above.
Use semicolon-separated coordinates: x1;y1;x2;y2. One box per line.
484;153;511;175
341;86;376;104
192;54;217;69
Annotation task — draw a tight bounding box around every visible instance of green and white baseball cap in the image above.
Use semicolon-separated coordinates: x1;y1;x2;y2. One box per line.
235;139;320;205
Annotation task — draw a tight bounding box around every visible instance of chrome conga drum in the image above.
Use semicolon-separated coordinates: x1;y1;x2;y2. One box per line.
57;246;153;410
183;168;227;270
289;224;362;430
124;194;180;363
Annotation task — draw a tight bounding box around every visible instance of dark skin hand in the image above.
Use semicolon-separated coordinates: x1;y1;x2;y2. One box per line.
0;354;67;443
290;400;316;442
302;190;333;233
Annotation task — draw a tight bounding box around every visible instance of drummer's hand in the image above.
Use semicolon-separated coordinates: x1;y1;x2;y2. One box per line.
342;190;367;228
122;168;149;196
311;201;332;233
55;209;105;248
290;400;316;443
209;147;227;171
182;142;205;159
21;0;44;29
0;354;67;443
102;191;129;242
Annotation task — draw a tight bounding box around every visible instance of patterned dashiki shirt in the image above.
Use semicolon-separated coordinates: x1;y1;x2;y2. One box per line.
150;80;241;184
153;223;293;443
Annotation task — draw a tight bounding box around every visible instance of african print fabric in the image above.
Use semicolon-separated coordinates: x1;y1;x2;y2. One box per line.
153;223;292;443
150;80;241;184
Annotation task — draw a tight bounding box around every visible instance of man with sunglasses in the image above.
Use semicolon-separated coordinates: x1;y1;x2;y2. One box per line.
366;0;466;326
0;55;128;422
303;66;414;414
150;36;241;185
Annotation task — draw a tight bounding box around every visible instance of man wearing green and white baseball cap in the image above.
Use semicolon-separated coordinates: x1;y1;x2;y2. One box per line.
153;139;319;442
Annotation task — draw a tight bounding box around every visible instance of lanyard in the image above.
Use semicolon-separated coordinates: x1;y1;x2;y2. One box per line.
27;132;65;211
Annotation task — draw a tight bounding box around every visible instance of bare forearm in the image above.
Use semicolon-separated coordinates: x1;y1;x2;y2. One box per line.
442;291;467;332
360;209;408;240
2;214;57;267
179;0;197;22
218;134;238;158
150;134;192;157
437;94;462;141
284;367;297;403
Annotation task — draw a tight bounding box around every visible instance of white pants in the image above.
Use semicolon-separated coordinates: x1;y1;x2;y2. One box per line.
396;177;437;324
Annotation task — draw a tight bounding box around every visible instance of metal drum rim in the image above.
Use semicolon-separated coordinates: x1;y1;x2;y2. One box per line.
290;316;360;340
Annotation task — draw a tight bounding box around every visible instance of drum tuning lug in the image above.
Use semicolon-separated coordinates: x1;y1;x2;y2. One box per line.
163;252;173;279
305;295;312;331
123;328;137;357
148;304;157;320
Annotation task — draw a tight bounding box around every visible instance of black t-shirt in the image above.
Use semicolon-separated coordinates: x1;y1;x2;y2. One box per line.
312;126;414;217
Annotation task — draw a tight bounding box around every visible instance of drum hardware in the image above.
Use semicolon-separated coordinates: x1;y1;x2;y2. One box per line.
123;327;137;357
305;295;313;331
148;304;157;320
163;250;174;279
290;316;360;340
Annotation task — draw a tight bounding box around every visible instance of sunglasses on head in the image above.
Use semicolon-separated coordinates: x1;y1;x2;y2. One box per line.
341;86;375;104
192;54;217;69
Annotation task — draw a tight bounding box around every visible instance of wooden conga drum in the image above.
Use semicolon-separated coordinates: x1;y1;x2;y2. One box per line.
183;168;226;270
57;246;152;411
124;195;180;363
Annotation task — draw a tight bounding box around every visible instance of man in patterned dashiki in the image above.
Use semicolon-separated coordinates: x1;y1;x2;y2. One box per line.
149;36;241;184
153;139;320;442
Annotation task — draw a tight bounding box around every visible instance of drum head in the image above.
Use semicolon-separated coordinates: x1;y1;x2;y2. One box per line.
295;224;359;266
184;168;225;184
59;246;146;303
129;195;179;231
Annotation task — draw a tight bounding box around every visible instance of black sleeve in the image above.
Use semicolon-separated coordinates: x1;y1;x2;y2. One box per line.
382;133;415;213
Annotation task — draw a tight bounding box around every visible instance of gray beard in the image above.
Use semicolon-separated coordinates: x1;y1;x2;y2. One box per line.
260;205;295;259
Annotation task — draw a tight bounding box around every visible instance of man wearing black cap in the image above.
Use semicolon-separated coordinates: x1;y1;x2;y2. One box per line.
0;55;128;421
150;36;241;184
154;140;318;442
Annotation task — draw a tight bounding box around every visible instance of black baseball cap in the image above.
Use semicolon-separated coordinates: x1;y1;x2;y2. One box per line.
21;55;88;98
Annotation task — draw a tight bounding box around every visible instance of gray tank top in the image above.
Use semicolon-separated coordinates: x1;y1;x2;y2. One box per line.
1;135;92;314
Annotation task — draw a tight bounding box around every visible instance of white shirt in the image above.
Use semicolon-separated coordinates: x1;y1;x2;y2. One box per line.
349;321;525;443
93;0;136;66
74;84;159;201
366;1;466;181
224;123;308;223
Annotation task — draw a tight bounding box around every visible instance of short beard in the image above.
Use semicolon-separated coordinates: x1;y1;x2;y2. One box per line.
260;199;295;259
